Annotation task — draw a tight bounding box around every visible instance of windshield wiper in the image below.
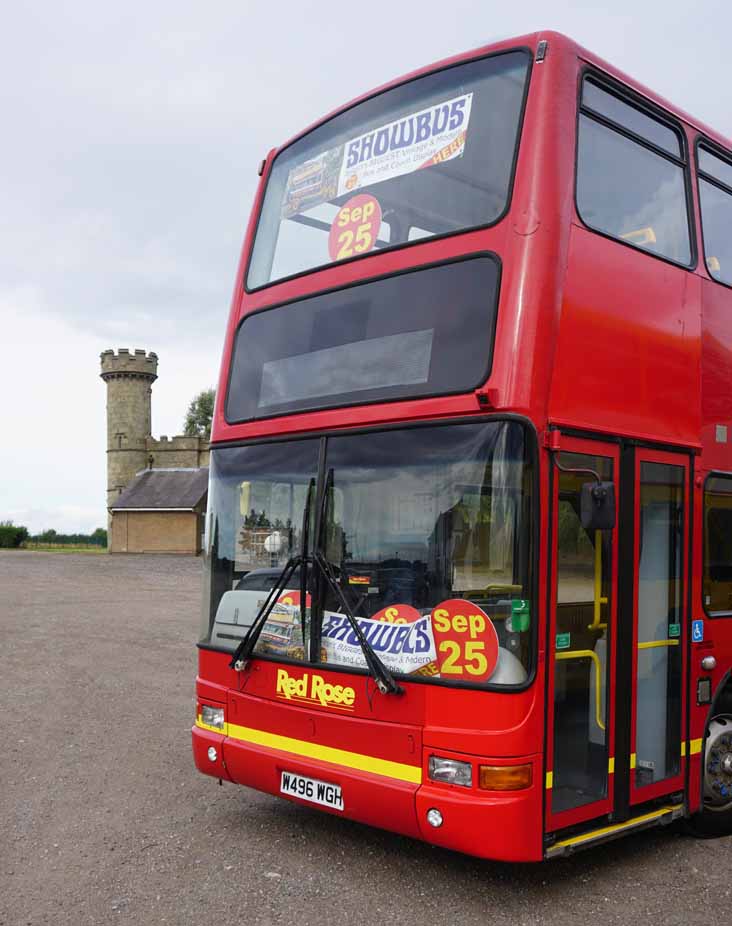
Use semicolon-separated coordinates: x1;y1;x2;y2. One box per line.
229;478;315;671
312;467;402;696
313;549;403;695
298;475;312;655
230;471;402;696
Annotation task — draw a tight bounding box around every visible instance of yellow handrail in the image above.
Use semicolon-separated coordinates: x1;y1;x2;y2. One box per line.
621;226;657;246
588;529;608;630
555;649;605;731
638;639;679;650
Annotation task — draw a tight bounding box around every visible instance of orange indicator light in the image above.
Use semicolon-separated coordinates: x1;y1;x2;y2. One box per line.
478;764;533;791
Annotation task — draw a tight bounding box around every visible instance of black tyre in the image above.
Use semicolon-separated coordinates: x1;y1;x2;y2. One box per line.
688;713;732;838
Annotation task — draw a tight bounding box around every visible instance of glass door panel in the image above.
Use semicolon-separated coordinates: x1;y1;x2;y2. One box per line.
631;454;687;802
548;445;617;825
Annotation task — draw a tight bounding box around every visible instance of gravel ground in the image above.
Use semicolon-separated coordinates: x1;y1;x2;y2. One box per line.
2;550;730;926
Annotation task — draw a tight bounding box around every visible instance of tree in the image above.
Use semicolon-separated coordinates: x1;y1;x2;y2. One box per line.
183;388;215;440
0;521;28;548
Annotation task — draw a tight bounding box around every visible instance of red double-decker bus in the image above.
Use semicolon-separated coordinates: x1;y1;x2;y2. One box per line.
193;31;732;861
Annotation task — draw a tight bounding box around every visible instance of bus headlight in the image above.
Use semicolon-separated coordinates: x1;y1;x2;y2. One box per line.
201;705;225;730
428;755;472;787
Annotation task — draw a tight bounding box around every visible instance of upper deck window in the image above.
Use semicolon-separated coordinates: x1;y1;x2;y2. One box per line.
582;82;681;157
697;144;732;286
247;51;530;290
576;78;692;266
699;147;732;189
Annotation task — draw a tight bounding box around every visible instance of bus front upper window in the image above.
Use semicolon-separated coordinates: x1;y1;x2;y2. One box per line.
247;50;530;289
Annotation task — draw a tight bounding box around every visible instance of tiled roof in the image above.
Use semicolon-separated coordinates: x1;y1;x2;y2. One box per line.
111;468;208;511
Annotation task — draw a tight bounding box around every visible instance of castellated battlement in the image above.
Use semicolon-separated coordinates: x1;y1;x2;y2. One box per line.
146;435;210;468
148;436;203;449
100;348;158;382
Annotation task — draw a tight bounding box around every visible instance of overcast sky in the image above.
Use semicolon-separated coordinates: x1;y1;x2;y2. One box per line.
1;1;730;534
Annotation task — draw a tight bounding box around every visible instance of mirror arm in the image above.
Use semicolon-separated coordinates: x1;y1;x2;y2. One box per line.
551;450;616;531
550;452;602;485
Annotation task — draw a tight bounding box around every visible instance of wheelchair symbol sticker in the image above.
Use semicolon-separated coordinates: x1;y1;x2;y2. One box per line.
692;620;704;643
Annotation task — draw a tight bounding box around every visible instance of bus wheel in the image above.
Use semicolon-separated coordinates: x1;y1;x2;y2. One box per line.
689;713;732;838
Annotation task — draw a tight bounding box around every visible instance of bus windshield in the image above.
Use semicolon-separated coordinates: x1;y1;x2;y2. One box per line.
201;420;534;688
247;50;530;289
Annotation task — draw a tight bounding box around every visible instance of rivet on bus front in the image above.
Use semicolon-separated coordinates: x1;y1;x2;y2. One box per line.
426;808;443;828
207;747;218;762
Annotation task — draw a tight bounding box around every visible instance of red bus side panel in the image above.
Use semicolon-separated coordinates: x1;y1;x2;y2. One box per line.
549;225;702;448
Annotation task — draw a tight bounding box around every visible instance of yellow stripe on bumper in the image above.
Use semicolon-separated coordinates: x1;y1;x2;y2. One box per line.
223;721;422;784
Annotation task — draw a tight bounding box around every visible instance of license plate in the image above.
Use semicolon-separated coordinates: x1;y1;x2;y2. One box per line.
280;771;344;810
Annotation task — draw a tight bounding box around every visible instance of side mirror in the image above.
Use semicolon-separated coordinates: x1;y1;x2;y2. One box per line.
581;481;616;531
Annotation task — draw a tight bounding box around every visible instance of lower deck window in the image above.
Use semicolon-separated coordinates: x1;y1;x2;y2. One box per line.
704;475;732;615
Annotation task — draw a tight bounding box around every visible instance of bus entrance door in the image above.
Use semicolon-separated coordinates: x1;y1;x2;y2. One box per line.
546;438;619;832
624;449;688;811
546;439;690;837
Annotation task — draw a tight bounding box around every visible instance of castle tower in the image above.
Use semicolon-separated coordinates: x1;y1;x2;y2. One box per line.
100;349;158;512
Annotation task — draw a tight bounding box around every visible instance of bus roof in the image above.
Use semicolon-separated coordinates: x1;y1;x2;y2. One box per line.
269;30;732;164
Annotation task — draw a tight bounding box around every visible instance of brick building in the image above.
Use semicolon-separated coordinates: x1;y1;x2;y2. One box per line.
109;468;208;554
100;349;210;554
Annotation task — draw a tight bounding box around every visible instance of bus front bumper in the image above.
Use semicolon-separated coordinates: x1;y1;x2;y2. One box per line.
192;721;543;862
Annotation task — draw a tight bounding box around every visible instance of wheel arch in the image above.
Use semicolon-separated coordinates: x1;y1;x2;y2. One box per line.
698;668;732;810
706;668;732;724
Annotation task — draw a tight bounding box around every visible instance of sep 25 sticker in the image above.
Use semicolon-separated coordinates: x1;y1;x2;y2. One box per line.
430;599;498;682
328;194;381;262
